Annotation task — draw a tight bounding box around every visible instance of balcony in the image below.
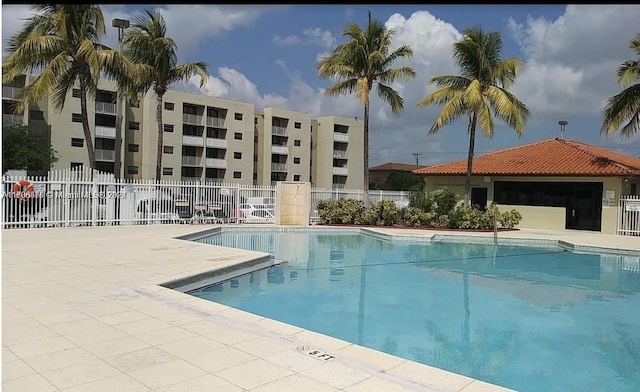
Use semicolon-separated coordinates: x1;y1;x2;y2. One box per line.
183;113;203;125
2;86;22;99
95;101;116;115
205;158;227;169
3;114;24;124
182;135;204;146
271;163;287;172
332;183;346;190
206;138;227;148
271;145;289;155
206;116;226;128
271;126;287;136
181;176;201;183
332;166;348;176
95;149;115;162
205;177;225;183
181;156;202;166
333;150;348;159
95;125;116;138
333;132;349;143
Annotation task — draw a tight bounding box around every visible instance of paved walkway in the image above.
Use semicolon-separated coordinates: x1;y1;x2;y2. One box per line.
2;224;638;392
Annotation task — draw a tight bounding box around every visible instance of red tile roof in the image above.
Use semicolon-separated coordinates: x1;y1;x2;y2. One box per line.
370;163;423;171
413;138;640;177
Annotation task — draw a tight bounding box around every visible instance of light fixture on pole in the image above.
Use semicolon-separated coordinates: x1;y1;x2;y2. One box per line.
558;120;568;140
112;18;129;180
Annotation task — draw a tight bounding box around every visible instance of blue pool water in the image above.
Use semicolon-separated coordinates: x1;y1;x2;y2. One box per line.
189;229;640;392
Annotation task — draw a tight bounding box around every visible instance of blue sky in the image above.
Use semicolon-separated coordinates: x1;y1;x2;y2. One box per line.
3;4;640;166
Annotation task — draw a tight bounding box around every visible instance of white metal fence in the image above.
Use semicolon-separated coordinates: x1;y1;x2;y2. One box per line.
310;188;410;222
618;195;640;236
2;168;411;229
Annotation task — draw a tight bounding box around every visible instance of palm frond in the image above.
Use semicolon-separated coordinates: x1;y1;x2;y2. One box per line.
322;78;359;97
417;85;465;107
171;62;209;87
377;66;416;85
428;93;468;135
429;75;471;89
376;83;404;114
484;85;530;135
601;84;640;139
617;60;640;89
491;57;525;89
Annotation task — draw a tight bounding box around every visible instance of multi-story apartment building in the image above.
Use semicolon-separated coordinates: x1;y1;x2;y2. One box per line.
312;116;364;189
2;75;365;189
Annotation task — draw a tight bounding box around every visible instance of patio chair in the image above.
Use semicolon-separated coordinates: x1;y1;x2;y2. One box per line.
175;200;192;224
228;208;246;224
192;204;207;224
206;204;226;224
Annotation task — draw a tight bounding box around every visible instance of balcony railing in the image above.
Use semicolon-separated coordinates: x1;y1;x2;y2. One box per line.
183;113;203;125
205;158;226;169
181;176;201;183
271;163;287;172
181;156;202;166
95;149;115;162
271;145;289;155
333;132;349;143
271;126;287;136
332;183;346;190
3;114;24;124
2;86;22;99
333;150;348;159
206;117;226;128
205;177;225;183
95;125;116;138
206;138;227;148
332;166;348;176
182;135;204;146
95;101;116;115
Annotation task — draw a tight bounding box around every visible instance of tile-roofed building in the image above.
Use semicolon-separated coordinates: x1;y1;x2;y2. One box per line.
369;162;423;189
413;138;640;177
412;138;640;234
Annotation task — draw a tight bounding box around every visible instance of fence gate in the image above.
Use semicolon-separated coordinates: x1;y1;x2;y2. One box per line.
618;195;640;236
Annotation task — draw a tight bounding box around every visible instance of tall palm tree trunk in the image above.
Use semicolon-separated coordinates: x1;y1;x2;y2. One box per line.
363;97;370;206
155;93;164;181
464;111;478;206
79;81;96;171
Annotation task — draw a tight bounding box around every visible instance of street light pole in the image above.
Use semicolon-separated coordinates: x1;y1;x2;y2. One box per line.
112;18;129;180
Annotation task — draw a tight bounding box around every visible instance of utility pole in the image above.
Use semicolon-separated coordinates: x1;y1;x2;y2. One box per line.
112;18;130;180
412;152;423;166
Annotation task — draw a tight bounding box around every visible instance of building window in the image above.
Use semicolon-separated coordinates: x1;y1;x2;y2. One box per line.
164;102;174;111
128;144;139;152
293;157;301;164
70;162;83;170
294;174;301;181
234;132;242;140
233;171;242;179
129;121;140;130
253;173;258;180
29;110;44;120
72;113;82;123
163;145;174;154
254;117;258;125
234;152;242;159
72;89;81;98
127;166;139;174
234;112;243;121
71;138;84;147
164;124;174;133
294;122;301;129
294;139;301;147
162;167;173;176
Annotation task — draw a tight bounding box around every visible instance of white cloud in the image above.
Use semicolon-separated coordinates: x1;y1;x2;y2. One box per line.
2;5;35;55
273;27;336;50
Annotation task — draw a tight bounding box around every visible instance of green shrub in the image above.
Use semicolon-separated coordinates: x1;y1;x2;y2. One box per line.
401;207;434;227
430;188;460;216
449;204;485;229
499;209;523;229
363;200;399;226
408;190;434;212
317;198;365;225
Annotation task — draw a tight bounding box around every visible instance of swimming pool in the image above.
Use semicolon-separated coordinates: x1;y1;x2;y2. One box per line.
187;229;640;392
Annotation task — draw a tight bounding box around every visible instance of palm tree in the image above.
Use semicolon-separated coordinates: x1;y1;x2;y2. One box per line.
121;9;208;181
317;11;416;202
417;27;530;205
2;4;134;171
601;33;640;139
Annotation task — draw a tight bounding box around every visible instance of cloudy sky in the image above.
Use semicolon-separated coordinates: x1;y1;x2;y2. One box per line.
3;4;640;166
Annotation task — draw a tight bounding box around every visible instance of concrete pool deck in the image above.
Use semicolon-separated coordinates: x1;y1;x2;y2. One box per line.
2;224;639;392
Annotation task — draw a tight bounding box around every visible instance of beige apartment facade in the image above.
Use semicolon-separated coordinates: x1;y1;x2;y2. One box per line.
312;116;364;190
2;75;365;189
